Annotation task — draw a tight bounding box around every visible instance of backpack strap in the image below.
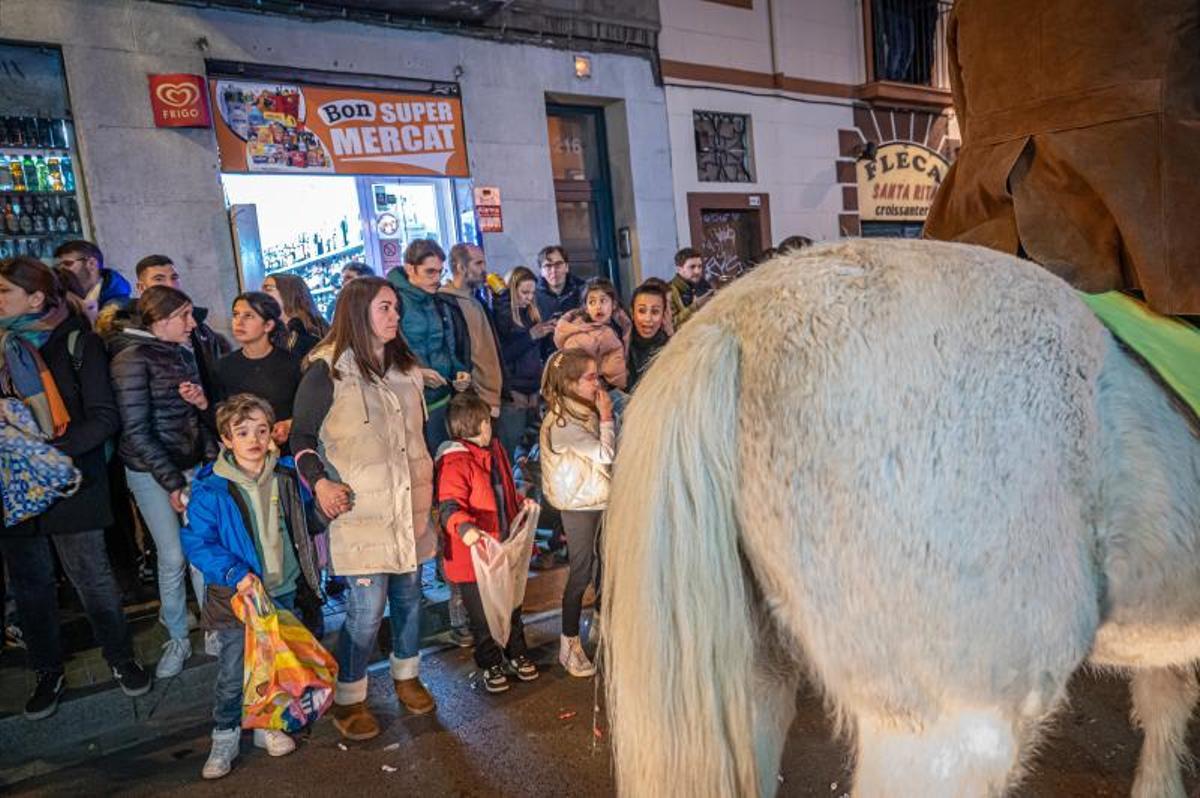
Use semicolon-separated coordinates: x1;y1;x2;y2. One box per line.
67;329;84;372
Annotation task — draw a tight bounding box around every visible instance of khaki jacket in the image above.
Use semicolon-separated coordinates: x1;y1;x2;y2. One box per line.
439;284;504;413
312;346;435;576
924;0;1200;314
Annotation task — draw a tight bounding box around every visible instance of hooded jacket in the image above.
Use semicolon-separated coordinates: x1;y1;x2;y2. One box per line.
434;438;522;583
108;325;215;491
97;268;132;311
290;345;434;576
553;309;630;390
439;283;504;413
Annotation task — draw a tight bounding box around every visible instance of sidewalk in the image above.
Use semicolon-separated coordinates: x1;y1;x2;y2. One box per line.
0;563;574;787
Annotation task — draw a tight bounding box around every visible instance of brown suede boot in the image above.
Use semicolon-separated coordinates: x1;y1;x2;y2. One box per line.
331;701;380;741
394;678;436;715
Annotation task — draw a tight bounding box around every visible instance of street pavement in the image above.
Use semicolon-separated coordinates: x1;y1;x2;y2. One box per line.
14;612;1200;797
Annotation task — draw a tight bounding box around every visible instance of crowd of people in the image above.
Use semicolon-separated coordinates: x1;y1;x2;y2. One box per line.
0;232;810;777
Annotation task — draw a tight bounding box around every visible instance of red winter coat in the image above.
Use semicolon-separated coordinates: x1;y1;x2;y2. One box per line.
435;438;523;583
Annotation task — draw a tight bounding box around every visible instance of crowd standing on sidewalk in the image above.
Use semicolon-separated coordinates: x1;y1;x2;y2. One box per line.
0;234;810;777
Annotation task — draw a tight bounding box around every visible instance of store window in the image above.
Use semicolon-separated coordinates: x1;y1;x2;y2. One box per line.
694;110;755;183
211;70;474;318
0;43;86;261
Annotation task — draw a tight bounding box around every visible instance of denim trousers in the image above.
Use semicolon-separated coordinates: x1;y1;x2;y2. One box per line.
0;530;136;674
335;571;422;686
125;467;205;640
213;591;296;730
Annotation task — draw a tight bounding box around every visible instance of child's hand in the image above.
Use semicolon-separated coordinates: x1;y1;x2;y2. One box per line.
595;388;614;422
271;419;292;445
236;573;260;594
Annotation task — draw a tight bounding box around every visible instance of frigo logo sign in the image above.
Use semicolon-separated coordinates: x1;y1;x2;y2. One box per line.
856;142;949;222
148;74;211;128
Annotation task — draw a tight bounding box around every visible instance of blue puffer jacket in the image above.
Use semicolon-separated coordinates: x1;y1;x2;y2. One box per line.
181;457;322;592
388;270;470;406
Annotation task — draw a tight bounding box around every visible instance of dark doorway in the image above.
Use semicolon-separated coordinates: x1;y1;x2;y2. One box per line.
686;192;772;283
546;104;619;290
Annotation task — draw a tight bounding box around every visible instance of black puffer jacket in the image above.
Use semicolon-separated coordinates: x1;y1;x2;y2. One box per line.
1;313;119;536
109;326;216;492
493;295;545;396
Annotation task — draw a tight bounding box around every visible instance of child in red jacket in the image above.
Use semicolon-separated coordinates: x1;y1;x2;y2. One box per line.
436;392;540;692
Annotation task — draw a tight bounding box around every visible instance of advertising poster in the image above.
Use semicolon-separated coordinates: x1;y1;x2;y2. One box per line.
211;79;469;177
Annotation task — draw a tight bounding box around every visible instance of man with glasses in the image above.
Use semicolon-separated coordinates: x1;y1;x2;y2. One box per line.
534;245;585;356
53;240;131;312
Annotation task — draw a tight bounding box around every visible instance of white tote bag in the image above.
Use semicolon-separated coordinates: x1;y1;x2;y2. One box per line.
469;503;540;647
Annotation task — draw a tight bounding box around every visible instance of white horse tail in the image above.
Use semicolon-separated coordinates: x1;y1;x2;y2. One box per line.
604;322;771;797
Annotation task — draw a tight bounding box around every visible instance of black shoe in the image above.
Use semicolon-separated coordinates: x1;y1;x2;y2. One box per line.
449;627;474;648
25;671;65;720
481;665;510;693
505;654;539;682
112;661;152;697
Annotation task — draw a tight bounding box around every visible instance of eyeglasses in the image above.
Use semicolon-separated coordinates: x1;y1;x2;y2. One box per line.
542;260;567;270
56;256;86;269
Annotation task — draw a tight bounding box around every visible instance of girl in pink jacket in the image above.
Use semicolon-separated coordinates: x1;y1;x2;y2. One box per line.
552;278;631;391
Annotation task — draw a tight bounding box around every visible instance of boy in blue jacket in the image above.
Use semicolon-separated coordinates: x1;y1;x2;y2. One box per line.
181;393;324;779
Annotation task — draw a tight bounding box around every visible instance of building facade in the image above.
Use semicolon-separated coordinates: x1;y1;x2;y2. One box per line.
658;0;958;276
0;0;676;326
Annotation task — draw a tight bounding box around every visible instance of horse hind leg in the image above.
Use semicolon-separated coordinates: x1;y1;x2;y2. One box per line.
1130;665;1199;798
852;708;1022;798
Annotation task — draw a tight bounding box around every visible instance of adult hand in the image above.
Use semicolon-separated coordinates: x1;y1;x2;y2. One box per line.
178;381;208;410
421;368;448;389
315;478;354;519
522;497;540;514
452;371;472;392
595;388;614;422
169;488;187;514
531;321;556;339
271;419;292;446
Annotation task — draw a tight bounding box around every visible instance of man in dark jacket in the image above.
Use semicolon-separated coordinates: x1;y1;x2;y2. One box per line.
533;245;585;359
53;240;132;313
387;238;472;452
134;255;231;401
0;289;151;720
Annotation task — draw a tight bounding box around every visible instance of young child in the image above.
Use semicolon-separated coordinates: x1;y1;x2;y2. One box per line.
667;247;714;327
181;394;324;779
539;349;615;677
553;277;631;391
625;279;672;392
436;392;540;693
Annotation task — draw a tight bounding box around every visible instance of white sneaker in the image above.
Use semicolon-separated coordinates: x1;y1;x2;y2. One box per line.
155;637;192;679
202;727;240;779
253;728;296;757
204;630;221;657
559;635;596;678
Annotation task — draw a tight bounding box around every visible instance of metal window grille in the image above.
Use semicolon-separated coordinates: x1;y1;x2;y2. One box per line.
694;111;755;183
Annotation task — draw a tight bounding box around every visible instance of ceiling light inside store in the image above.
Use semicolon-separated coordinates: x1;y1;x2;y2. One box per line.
574;55;592;79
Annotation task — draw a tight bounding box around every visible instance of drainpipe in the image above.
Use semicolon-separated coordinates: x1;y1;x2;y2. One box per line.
766;0;781;84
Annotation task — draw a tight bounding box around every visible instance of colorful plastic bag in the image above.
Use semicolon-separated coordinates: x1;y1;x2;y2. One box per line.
469;504;540;647
231;580;338;732
0;397;80;525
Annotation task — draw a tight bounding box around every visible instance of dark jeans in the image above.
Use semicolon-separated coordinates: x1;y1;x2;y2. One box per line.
560;509;602;638
459;580;527;669
213;591;296;730
424;401;451;455
0;530;135;673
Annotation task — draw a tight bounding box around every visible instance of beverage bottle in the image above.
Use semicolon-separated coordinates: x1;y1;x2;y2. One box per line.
46;157;63;191
21;118;37;146
49;118;65;149
60;156;75;191
18;198;33;234
0;118;9;147
35;117;51;148
32;198;46;234
9;157;26;192
0;156;11;191
3;196;16;234
21;155;36;190
7;117;22;147
52;196;68;232
66;197;81;234
35;157;50;192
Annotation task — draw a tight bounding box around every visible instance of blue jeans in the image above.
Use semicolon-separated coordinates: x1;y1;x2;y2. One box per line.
125;467;205;640
335;572;422;686
213;591;296;730
0;530;135;673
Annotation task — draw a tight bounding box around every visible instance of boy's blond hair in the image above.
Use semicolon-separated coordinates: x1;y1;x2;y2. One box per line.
216;393;276;440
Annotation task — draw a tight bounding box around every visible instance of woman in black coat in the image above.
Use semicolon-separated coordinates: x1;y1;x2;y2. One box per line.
0;257;150;720
109;285;216;681
493;267;556;456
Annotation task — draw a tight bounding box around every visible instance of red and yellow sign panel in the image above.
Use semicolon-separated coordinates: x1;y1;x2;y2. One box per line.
211;79;469;177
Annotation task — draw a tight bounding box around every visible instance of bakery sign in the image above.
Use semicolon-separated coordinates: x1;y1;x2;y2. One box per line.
211;79;469;177
856;142;948;222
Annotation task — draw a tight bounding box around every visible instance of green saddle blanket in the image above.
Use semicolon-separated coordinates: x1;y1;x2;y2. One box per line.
1080;291;1200;419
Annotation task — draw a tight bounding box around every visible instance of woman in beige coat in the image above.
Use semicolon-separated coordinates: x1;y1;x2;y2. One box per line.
290;277;436;741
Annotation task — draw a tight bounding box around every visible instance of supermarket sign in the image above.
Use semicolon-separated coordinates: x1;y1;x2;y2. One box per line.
855;141;948;222
211;79;469;177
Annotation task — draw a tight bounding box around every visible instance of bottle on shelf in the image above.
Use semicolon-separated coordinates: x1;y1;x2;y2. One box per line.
52;196;68;233
35;117;51;148
60;156;75;192
4;196;17;235
9;157;26;192
66;197;81;234
34;157;50;192
50;118;68;150
0;156;11;191
18;198;32;234
20;155;36;191
20;118;37;147
31;198;46;234
46;157;63;192
5;117;21;148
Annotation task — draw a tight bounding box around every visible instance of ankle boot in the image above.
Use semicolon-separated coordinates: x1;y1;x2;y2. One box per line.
331;701;380;741
394;678;436;715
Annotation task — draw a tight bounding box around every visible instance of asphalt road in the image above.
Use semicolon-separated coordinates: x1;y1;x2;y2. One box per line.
15;614;1200;797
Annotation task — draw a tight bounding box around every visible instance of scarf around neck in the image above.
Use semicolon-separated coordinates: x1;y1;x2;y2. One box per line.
0;306;71;436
